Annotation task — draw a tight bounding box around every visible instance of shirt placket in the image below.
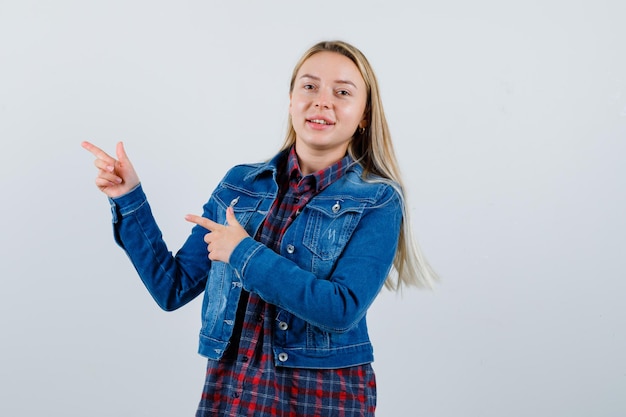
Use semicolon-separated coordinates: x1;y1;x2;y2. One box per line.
230;295;265;412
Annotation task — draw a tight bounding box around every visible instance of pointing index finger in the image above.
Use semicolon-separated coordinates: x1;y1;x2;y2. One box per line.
81;141;116;164
185;214;220;231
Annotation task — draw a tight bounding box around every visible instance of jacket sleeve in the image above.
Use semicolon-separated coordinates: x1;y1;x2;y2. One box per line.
110;184;212;311
228;184;402;333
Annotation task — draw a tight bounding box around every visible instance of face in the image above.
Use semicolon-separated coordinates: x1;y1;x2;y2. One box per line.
289;51;368;161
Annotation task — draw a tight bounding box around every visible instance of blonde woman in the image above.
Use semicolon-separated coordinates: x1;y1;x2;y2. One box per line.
83;40;435;417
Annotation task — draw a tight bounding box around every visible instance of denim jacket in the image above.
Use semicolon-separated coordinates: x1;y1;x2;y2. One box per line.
110;150;402;369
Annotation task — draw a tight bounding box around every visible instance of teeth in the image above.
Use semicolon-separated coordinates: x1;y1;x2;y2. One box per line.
310;119;330;125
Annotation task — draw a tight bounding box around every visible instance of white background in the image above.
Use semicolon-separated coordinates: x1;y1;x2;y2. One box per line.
1;1;625;416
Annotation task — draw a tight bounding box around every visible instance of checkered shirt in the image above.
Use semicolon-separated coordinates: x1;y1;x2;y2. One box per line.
196;147;377;416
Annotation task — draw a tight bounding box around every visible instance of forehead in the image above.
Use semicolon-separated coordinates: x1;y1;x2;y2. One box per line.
297;51;365;86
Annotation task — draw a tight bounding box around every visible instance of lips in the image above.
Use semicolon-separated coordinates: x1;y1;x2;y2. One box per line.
307;118;335;126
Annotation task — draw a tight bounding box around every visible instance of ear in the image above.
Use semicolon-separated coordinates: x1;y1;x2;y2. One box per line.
359;108;370;129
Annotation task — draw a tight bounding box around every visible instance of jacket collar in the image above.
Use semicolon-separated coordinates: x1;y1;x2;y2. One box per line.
243;147;364;183
242;148;289;182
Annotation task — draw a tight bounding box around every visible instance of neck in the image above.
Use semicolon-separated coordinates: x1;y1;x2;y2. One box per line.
295;144;348;175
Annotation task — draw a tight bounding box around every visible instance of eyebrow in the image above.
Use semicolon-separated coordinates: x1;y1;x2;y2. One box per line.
299;74;358;89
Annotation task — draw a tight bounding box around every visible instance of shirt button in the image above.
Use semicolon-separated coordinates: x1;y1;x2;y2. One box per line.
278;321;288;331
278;352;289;362
286;244;295;254
233;392;240;399
256;314;264;322
241;356;249;362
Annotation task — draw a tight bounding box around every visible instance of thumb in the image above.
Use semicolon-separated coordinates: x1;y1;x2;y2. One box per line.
116;141;130;162
226;206;240;227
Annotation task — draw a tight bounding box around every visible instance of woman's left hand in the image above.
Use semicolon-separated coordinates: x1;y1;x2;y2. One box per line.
185;207;249;263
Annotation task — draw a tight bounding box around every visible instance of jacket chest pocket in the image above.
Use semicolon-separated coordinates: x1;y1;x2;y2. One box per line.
213;186;265;228
302;198;366;261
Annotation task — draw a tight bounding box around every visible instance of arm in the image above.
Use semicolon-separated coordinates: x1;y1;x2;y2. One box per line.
111;185;212;311
188;185;402;332
82;141;211;311
236;188;401;332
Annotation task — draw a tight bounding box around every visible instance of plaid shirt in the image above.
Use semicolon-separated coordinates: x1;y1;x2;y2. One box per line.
196;147;377;416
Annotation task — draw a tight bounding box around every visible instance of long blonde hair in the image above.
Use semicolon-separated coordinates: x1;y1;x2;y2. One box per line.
280;40;438;290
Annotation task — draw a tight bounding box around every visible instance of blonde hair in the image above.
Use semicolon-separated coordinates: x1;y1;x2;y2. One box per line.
280;40;438;290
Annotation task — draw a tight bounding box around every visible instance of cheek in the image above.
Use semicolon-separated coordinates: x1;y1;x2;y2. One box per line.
289;106;300;124
342;106;364;125
289;98;307;117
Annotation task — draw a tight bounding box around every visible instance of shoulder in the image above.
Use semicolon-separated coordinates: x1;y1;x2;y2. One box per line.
331;165;402;208
219;160;274;186
221;150;285;185
223;162;266;179
213;160;278;203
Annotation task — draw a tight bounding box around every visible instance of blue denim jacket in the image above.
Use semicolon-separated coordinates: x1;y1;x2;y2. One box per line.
110;150;402;369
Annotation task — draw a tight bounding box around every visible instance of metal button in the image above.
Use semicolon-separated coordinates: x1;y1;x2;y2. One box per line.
230;197;239;207
332;201;340;213
278;321;288;331
278;352;289;362
286;244;295;254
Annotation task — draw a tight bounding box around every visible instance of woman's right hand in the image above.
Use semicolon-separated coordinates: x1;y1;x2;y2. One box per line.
81;141;140;198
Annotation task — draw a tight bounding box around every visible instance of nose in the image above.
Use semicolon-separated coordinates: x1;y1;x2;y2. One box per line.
315;89;332;109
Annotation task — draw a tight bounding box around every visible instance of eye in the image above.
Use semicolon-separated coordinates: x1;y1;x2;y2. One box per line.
337;89;350;96
303;84;315;90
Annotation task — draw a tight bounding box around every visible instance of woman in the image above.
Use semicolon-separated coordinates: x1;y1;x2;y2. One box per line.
82;40;436;416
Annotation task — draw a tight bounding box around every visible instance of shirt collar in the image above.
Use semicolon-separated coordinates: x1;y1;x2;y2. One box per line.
286;146;353;194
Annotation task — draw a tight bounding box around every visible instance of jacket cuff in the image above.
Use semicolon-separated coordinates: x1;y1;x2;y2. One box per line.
229;236;265;280
108;183;144;223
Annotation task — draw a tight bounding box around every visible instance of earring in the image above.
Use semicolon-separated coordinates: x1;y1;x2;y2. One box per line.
358;126;366;135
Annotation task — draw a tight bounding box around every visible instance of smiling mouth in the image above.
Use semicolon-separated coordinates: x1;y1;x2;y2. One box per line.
308;119;334;125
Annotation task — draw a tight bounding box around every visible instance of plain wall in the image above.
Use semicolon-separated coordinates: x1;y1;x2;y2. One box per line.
1;1;624;416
